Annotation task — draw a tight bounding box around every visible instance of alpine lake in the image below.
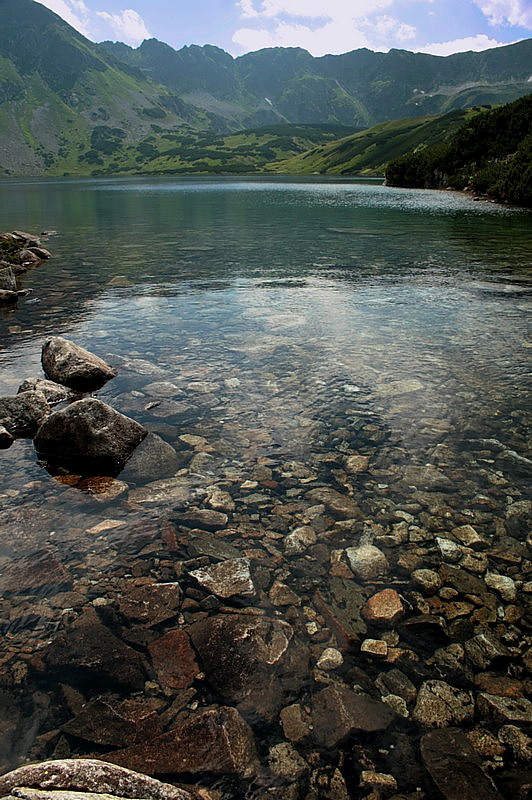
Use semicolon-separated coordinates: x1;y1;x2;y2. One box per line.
0;176;531;800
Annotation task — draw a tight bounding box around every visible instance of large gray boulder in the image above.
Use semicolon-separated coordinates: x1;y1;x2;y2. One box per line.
0;391;50;437
34;398;146;474
0;758;206;800
42;337;117;391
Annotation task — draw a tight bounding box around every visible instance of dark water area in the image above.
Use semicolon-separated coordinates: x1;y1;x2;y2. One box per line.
0;177;530;799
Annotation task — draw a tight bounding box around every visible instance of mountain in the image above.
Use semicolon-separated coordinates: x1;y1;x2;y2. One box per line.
0;0;531;176
385;95;532;205
101;37;532;129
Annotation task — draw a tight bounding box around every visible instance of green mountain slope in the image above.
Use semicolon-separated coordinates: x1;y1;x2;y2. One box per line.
45;123;355;177
267;109;480;176
385;95;532;205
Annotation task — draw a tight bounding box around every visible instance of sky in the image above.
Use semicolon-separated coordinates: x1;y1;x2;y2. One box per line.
36;0;532;57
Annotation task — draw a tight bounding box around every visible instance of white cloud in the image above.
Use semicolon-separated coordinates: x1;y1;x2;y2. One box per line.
96;9;152;45
233;0;428;55
415;33;506;55
473;0;532;29
233;20;372;54
238;0;394;21
36;0;92;37
373;15;417;42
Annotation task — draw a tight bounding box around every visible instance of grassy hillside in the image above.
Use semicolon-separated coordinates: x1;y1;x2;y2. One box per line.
385;94;532;205
267;109;481;176
43;123;355;177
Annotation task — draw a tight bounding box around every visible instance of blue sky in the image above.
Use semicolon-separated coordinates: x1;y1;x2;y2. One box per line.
37;0;532;56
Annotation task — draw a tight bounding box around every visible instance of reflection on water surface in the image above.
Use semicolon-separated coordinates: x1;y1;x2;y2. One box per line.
0;178;530;799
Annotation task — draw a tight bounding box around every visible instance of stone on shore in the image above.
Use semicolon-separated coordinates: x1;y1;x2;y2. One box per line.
0;759;203;800
0;391;50;438
34;398;147;475
41;336;117;391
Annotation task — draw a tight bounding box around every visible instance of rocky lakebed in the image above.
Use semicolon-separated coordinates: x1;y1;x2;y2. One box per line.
0;228;530;800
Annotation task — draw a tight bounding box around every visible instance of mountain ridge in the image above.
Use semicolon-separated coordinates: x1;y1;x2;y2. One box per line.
0;0;531;176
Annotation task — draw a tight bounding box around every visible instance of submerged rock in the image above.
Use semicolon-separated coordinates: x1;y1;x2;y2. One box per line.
0;391;50;437
420;728;503;799
0;266;16;291
189;614;308;722
346;544;389;580
41;336;117;391
0;424;14;449
41;609;147;692
0;289;18;305
104;707;257;778
311;686;395;748
61;697;161;747
189;558;255;599
34;399;146;475
120;433;181;483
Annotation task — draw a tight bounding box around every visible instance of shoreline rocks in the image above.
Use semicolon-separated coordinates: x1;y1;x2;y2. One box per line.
34;398;147;475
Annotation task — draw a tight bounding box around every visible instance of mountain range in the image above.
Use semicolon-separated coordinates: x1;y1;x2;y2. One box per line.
0;0;531;176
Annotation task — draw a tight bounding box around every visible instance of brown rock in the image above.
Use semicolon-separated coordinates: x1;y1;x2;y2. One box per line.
421;728;503;800
104;706;257;778
362;589;404;626
148;629;199;690
189;558;255;599
118;583;181;627
62;696;161;746
0;547;71;594
311;686;395;748
280;704;312;743
413;680;474;728
42;608;147;692
306;488;362;519
174;509;228;530
189;614;308;722
477;693;532;725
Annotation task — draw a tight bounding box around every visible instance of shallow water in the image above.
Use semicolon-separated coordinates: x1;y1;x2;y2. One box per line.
0;177;531;795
